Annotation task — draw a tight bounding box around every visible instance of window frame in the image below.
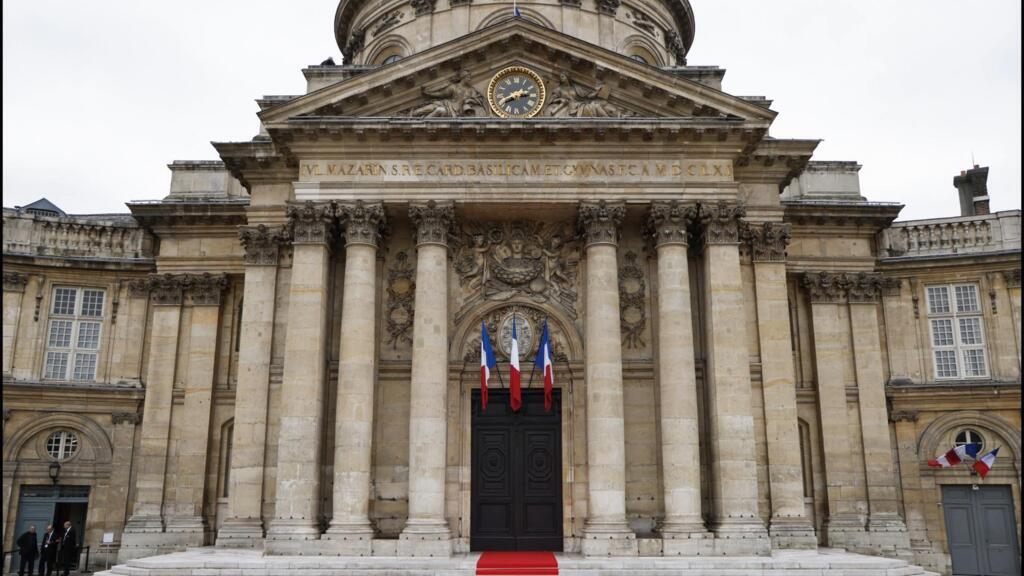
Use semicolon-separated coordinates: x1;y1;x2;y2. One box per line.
43;286;106;382
925;283;988;380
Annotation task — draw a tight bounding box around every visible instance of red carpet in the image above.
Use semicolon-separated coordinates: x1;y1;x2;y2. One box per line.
476;551;558;575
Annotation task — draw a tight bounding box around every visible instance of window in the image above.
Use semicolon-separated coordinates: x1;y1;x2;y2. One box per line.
382;54;402;65
954;429;984;455
44;287;105;381
926;284;988;379
46;431;79;460
629;54;648;64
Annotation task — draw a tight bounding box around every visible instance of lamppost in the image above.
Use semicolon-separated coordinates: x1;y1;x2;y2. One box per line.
48;461;61;485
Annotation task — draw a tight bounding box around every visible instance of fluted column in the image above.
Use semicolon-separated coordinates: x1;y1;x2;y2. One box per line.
801;272;866;548
746;223;817;549
646;202;710;555
578;200;637;557
266;202;335;552
120;275;185;562
698;202;768;554
168;273;229;544
325;201;387;555
1005;269;1021;365
2;272;28;376
847;274;910;553
218;225;287;547
399;200;456;557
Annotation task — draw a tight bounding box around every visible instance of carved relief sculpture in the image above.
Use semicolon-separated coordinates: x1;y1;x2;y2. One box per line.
341;29;366;64
629;9;657;36
408;70;487;118
664;30;688;65
454;220;580;320
846;272;882;303
286;201;336;245
238;224;289;266
595;0;621;16
372;10;404;36
338;200;389;247
645;200;691;248
385;251;415;348
577;200;626;247
3;271;28;293
409;0;437;16
409;200;456;246
462;305;568;363
185;273;230;306
543;72;634;118
800;271;848;304
618;251;647;349
696;201;745;245
744;222;790;262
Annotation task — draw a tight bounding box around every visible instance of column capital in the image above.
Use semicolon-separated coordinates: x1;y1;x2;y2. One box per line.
409;200;456;247
112;411;142;425
577;200;625;248
696;201;746;246
800;272;847;304
286;200;336;245
846;272;884;304
3;271;28;293
889;410;919;423
185;273;230;306
238;224;289;266
132;274;185;306
743;222;790;262
645;200;692;248
881;277;902;297
1004;268;1021;288
338;200;389;248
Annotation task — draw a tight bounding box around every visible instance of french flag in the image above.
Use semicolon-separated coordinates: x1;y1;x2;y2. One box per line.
972;447;999;479
480;322;496;410
928;444;979;469
509;316;522;412
534;319;554;412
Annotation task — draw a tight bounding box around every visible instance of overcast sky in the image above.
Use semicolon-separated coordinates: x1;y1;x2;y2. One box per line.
3;1;1020;220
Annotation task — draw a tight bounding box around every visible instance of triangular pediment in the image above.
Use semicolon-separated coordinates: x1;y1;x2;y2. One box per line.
259;19;775;126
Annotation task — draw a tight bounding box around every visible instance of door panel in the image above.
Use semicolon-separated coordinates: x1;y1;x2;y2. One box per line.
471;388;563;551
942;484;1020;576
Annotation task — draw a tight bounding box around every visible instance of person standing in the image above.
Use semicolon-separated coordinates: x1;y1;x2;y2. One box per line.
38;524;57;576
15;525;38;576
56;521;77;576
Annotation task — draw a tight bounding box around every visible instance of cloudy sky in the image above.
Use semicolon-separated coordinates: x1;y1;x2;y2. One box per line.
3;1;1020;219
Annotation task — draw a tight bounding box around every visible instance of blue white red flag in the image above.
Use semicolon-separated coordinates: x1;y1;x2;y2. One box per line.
972;447;999;479
480;322;497;410
513;0;521;17
534;319;554;412
509;316;522;412
927;444;978;469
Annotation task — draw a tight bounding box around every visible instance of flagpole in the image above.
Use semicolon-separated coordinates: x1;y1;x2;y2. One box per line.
526;363;536;389
495;363;506;389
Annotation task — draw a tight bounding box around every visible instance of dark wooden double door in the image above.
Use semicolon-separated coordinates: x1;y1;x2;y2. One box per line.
471;388;563;551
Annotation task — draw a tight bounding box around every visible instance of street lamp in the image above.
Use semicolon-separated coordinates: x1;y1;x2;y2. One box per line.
48;461;61;485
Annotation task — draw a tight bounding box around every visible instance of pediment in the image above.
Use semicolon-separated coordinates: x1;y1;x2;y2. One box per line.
259;19;775;126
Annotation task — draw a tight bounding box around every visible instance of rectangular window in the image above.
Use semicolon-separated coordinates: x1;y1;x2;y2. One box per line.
42;286;105;381
926;283;987;380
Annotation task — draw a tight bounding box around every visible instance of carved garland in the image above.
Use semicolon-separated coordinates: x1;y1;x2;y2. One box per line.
385;251;415;348
618;251;647;349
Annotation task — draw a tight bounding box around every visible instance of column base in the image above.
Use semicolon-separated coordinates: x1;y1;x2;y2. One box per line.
769;517;818;550
264;518;322;555
322;521;375;556
660;523;714;556
868;515;912;559
824;514;869;550
398;519;452;557
216;517;265;548
582;520;638;557
119;516;207;562
710;517;771;556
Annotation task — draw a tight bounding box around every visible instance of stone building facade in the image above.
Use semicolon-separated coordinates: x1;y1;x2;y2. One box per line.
2;2;1020;575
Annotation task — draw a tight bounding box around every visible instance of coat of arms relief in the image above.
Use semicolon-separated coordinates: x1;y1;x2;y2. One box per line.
453;220;580;324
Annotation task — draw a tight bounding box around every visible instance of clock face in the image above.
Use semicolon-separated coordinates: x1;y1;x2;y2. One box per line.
488;66;546;118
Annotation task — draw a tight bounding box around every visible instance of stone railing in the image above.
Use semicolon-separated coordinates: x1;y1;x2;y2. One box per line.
879;210;1020;258
2;208;154;261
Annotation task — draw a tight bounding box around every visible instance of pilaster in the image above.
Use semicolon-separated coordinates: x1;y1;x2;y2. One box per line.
2;271;28;375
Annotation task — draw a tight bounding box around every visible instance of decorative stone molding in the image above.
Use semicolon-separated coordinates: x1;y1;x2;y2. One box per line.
559;0;581;6
454;220;579;321
185;273;230;306
406;70;487;118
744;222;790;262
577;200;625;248
410;0;436;16
595;0;621;16
238;224;289;266
664;31;688;66
341;29;365;64
3;271;28;293
372;10;404;36
543;72;635;118
695;201;745;245
889;410;919;423
846;272;883;303
409;200;456;247
461;304;568;363
800;272;848;304
618;251;647;349
385;251;415;348
1004;269;1021;288
33;277;44;321
338;201;388;248
140;274;186;306
645;201;690;248
112;412;142;425
286;201;336;245
628;9;656;36
881;277;902;297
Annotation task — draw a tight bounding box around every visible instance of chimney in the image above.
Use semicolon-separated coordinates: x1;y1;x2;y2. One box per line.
953;165;990;216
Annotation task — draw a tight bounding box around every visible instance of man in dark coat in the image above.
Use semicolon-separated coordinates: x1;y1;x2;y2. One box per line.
56;521;77;576
38;524;58;576
16;525;38;576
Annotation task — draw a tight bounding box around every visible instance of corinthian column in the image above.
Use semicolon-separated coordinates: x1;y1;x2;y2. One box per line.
218;225;288;547
746;223;817;549
698;202;768;555
168;274;229;544
399;200;455;557
646;202;710;555
847;273;909;553
325;201;387;555
265;202;335;553
578;200;637;557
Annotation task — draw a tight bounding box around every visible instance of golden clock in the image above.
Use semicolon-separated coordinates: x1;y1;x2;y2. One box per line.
487;66;546;118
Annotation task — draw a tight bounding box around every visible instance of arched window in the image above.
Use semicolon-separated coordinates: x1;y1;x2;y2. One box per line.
630;54;648;64
46;430;79;461
383;54;402;65
954;429;984;455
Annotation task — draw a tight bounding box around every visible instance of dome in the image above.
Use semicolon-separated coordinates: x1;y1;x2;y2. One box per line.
333;0;694;67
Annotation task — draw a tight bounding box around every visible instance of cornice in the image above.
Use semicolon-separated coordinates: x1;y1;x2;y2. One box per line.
127;200;249;230
783;200;903;232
